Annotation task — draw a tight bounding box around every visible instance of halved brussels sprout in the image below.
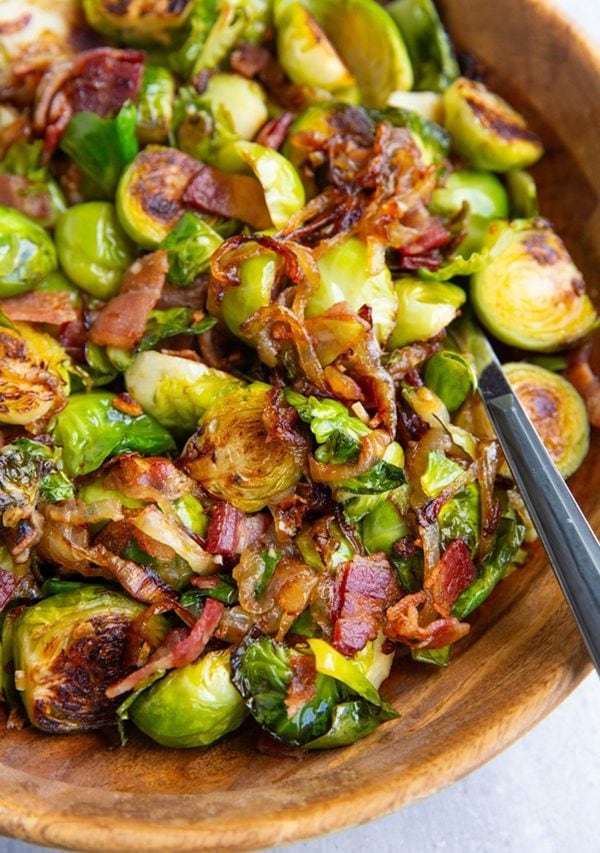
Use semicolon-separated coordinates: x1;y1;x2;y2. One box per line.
0;323;68;426
182;383;303;513
232;141;305;229
387;278;466;349
305;237;398;344
505;169;539;219
276;2;356;92
55;202;135;300
277;0;413;106
424;349;476;412
220;250;278;340
471;220;597;351
125;351;243;435
442;77;544;172
386;0;459;92
82;0;196;47
137;66;176;145
191;0;273;76
430;170;509;257
116;147;201;248
54;391;176;477
12;585;166;733
0;206;57;298
200;73;269;142
504;362;589;478
128;649;247;747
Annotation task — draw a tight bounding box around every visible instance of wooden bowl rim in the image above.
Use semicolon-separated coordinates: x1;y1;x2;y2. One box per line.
0;1;598;850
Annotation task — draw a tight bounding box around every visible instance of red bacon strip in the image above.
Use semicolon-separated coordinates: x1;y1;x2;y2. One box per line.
205;502;270;557
0;568;19;613
427;539;477;617
89;250;168;349
183;164;272;230
106;598;224;698
332;554;400;656
0;291;77;325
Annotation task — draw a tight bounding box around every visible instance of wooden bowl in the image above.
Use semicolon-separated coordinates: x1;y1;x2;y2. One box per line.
1;1;599;849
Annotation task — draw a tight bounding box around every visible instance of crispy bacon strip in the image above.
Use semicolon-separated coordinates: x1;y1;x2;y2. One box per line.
427;539;477;617
256;112;295;150
205;502;271;557
0;291;77;325
106;598;224;698
384;591;470;650
183;164;272;230
89;250;168;349
332;553;400;656
0;568;19;613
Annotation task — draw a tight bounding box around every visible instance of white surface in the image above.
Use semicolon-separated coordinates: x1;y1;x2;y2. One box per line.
2;3;600;853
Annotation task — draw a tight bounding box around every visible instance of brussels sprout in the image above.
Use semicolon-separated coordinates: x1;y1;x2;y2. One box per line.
442;77;544;172
82;0;196;47
505;169;539;219
284;389;370;464
0;323;69;426
161;212;223;287
137;66;176;145
335;442;406;523
438;482;480;555
136;309;215;353
116;147;201;248
55;202;135;300
361;497;409;555
386;90;443;122
59;105;139;197
221;250;278;339
424;349;476;412
276;0;413;107
54;391;176;477
231;632;395;748
191;0;273;75
420;449;464;498
503;362;589;478
0;140;66;228
304;237;397;344
430;170;509;257
387;278;466;349
183;383;303;512
276;2;356;93
12;585;167;732
471;220;598;351
0;438;73;523
232;142;305;229
200;73;269;142
386;0;459;92
128;649;246;747
0;206;57;298
125;351;242;435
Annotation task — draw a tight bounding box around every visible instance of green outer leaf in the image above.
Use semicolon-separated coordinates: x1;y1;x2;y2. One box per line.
305;700;392;749
160;212;223;287
420;450;464;498
284;389;370;464
138;309;216;352
424;350;476;413
255;549;281;597
180;577;239;611
387;0;459;92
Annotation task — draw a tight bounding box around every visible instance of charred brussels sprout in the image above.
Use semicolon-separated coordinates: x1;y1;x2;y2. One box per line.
183;384;303;512
137;66;176;145
125;351;242;434
116;147;201;248
55;202;135;299
12;586;166;733
306;237;398;344
442;77;544;172
54;391;176;477
277;0;413;106
504;362;589;478
471;220;597;351
0;206;57;298
82;0;196;47
387;278;466;348
128;649;246;747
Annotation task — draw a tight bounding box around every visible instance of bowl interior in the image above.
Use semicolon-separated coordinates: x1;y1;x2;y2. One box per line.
1;1;599;850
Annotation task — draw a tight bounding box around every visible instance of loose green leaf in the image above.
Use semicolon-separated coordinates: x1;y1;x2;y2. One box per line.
160;213;223;287
138;308;216;352
420;450;464;498
284;390;370;464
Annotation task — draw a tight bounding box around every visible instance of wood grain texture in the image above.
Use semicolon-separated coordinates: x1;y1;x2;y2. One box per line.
1;1;599;849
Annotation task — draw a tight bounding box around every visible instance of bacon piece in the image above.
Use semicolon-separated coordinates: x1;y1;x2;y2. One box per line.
566;343;600;428
106;598;224;698
103;454;193;504
427;539;477;617
183;164;272;230
35;48;145;151
0;568;18;612
256;112;295;150
332;553;400;656
385;590;470;650
205;502;270;557
0;174;53;221
89;250;168;349
285;653;317;718
230;45;272;78
0;291;77;325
